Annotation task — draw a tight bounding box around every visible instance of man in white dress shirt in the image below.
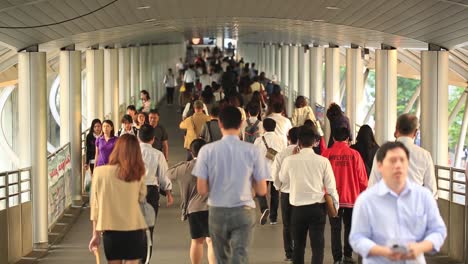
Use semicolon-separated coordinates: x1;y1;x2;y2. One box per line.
183;64;197;94
267;102;293;145
279;125;339;264
254;118;287;225
368;114;438;199
272;127;299;261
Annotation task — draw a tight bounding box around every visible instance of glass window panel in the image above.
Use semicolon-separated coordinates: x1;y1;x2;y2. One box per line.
453;183;465;194
9;195;18;207
454;172;466;182
0;176;5;186
21;192;30;203
453;194;465;206
437;170;450;179
21;181;30;191
437;180;449;190
0;199;5;211
438;190;449;201
8;173;18;183
8;184;18;195
21;171;30;181
0;188;4;198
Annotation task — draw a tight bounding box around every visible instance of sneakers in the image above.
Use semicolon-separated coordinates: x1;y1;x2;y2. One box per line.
343;256;355;263
284;257;292;262
260;209;270;225
270;221;278;225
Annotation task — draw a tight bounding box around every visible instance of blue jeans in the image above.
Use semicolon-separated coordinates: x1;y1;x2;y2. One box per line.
209;206;256;264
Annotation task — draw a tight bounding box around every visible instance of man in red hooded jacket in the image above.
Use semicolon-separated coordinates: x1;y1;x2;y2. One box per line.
322;127;368;264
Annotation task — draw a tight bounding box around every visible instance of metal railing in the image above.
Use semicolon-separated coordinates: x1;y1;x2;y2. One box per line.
0;167;31;211
435;165;467;263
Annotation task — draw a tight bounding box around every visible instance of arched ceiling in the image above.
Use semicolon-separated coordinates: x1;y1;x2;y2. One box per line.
0;0;466;84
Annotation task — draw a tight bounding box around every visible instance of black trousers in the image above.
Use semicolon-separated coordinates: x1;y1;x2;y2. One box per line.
330;207;353;261
256;182;279;221
280;192;293;259
146;185;160;259
292;203;326;264
166;87;175;104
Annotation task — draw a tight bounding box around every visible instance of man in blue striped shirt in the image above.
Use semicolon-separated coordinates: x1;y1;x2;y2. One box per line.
193;105;269;264
349;142;446;264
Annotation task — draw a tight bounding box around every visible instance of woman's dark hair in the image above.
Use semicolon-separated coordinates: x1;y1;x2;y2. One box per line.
102;119;115;137
295;96;307;108
140;90;150;100
109;134;145;182
121;114;132;124
326;103;343;120
88;119;102;136
356;125;378;149
272;84;281;95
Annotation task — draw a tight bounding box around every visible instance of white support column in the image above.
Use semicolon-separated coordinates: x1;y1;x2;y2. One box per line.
270;44;276;78
375;49;397;144
421;50;449;166
289;45;299;116
265;45;271;77
345;47;364;141
298;46;310;97
310;47;324;107
281;45;289;89
104;49;119;124
59;50;82;203
139;46;150;96
18;51;48;248
151;45;159;102
275;45;282;81
130;47;140;105
119;48;131;106
325;47;340;144
86;49;104;123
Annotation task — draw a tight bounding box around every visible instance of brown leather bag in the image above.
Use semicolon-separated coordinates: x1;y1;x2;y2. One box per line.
324;194;338;218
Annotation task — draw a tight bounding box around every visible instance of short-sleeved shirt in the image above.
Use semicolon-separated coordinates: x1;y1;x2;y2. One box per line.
192;135;269;208
95;136;118;166
151;124;168;152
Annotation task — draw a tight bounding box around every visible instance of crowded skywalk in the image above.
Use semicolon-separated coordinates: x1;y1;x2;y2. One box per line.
0;1;468;264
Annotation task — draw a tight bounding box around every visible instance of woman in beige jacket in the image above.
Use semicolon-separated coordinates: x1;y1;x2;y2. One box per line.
89;134;148;264
180;100;211;160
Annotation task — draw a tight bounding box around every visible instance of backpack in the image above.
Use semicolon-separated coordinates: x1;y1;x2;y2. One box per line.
244;119;261;143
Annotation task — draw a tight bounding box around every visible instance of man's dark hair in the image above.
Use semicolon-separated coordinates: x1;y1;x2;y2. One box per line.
149;109;160;116
396;114;419;135
298;126;319;148
272;102;283;113
376;141;410;163
211;106;220;118
127;105;136;112
219;106;242;129
288;127;299;144
121;114;132;123
190;139;206;158
138;124;155;143
334;127;350;142
263;118;276;132
247;103;260;116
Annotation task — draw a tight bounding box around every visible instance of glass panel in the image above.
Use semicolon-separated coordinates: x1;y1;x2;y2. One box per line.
0;176;5;186
21;192;30;203
438;170;450;179
21;171;30;181
0;199;5;211
453;172;466;182
21;181;30;191
0;188;5;198
8;184;18;195
453;183;465;194
453;194;465;206
9;195;18;207
8;173;18;183
439;190;449;201
438;180;449;190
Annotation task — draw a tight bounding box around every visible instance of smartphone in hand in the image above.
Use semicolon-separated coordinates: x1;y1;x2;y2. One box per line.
391;244;408;254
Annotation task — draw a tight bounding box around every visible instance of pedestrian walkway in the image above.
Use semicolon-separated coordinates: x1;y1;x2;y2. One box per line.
36;98;453;264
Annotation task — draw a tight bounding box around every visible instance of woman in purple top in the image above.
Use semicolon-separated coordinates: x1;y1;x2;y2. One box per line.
95;120;118;167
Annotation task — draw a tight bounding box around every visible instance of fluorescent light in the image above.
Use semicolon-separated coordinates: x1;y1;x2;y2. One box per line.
326;6;341;10
144;18;156;22
137;6;151;9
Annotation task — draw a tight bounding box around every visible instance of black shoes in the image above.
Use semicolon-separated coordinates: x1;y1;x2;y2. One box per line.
260;209;270;225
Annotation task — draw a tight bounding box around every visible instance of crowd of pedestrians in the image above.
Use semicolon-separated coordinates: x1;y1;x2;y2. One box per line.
84;46;447;264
